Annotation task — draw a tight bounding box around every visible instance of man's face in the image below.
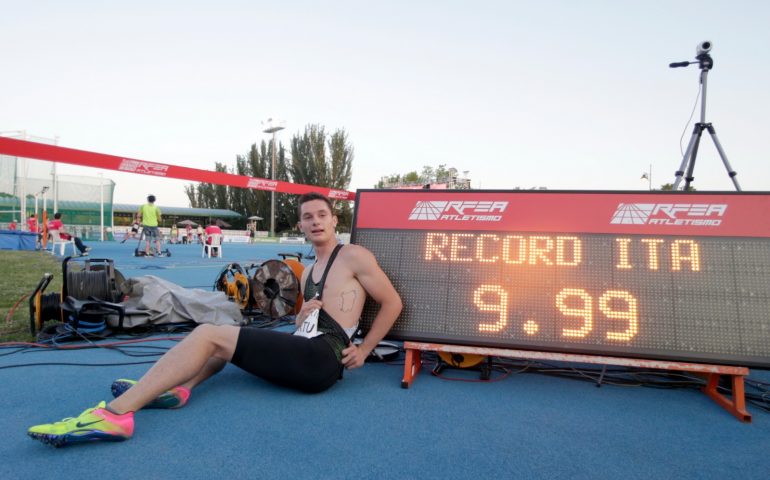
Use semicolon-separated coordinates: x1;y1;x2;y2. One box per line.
299;199;337;243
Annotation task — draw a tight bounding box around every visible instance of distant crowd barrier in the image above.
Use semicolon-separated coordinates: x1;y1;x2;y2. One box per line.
278;236;306;245
110;227;272;244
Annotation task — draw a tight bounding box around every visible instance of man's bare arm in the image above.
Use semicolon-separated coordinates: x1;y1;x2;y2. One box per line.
341;246;402;369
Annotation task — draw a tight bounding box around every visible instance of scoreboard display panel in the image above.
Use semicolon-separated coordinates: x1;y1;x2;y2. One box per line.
351;190;770;367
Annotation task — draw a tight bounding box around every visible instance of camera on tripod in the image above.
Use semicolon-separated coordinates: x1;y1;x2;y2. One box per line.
668;40;741;191
696;41;712;56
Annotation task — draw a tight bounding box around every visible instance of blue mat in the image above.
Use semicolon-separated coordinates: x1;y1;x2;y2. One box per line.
2;241;769;479
0;230;37;250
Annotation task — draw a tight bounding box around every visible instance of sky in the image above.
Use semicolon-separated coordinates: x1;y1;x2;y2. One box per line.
1;0;769;207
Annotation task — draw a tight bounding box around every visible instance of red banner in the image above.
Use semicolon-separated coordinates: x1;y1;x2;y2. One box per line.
354;190;770;237
0;137;356;201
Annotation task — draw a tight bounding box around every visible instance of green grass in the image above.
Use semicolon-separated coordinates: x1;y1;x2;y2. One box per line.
0;251;64;342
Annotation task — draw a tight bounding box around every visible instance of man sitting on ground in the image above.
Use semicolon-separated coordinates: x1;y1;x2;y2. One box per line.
27;192;402;447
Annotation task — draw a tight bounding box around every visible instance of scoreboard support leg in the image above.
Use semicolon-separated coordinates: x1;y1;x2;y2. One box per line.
702;373;751;423
401;348;422;389
402;341;752;422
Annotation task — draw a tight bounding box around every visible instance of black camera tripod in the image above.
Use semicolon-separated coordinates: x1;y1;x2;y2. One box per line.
669;44;741;191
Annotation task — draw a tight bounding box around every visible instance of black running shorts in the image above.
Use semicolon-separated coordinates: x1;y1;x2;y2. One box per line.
230;328;343;393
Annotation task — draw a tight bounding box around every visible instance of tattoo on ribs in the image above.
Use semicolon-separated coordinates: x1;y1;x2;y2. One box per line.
339;290;357;312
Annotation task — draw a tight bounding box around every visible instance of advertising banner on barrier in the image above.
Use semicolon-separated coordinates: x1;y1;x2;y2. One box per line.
0;137;356;201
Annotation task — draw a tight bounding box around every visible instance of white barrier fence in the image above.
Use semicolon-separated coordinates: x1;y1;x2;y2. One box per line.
107;228;352;244
112;227;266;244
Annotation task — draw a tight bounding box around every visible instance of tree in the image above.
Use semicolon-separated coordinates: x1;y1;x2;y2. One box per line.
420;166;435;184
289;124;354;231
184;123;354;233
212;162;228;209
229;154;250;222
403;171;420;183
377;164;467;188
184;184;198;208
434;164;450;182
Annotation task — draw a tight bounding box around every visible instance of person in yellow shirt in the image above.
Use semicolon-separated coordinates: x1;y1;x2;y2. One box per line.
137;195;162;256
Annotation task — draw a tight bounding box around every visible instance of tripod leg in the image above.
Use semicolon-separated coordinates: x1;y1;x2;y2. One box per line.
673;124;703;190
683;127;705;191
706;125;742;191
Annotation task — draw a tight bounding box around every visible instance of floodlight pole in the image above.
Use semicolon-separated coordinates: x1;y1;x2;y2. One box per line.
41;186;48;218
262;119;285;238
99;172;104;241
52;135;59;214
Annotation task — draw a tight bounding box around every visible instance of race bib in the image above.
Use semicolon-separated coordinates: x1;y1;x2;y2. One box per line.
294;308;322;339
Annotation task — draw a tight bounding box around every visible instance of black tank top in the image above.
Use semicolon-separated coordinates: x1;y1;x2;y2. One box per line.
302;244;350;360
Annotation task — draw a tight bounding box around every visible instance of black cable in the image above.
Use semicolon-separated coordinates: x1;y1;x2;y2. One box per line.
679;82;703;156
0;347;33;357
0;361;157;370
39;293;61;323
67;269;110;301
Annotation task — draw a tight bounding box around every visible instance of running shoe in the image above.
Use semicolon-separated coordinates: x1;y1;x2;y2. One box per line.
111;379;190;409
27;401;133;447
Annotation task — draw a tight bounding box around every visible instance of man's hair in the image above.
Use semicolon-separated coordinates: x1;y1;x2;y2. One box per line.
148;195;156;203
297;192;333;217
54;212;62;219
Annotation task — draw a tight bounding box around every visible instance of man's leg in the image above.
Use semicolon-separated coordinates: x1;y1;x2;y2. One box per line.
74;237;88;254
180;357;227;390
109;324;239;414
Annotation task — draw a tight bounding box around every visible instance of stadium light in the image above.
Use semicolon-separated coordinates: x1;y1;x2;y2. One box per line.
262;118;285;237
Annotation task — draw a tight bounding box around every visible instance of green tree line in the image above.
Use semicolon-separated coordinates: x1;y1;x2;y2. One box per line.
185;124;354;233
376;164;463;188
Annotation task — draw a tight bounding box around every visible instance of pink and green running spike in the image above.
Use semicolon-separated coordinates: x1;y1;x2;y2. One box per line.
111;379;190;409
28;401;133;447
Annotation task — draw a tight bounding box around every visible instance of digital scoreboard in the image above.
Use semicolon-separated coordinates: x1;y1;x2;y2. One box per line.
352;190;770;368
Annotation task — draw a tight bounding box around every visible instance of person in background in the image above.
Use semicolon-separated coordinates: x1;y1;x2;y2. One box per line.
204;223;223;257
47;212;90;256
27;214;38;233
121;214;142;244
170;224;178;244
185;224;193;244
204;223;223;244
196;224;204;244
137;195;162;256
27;214;40;248
8;219;17;230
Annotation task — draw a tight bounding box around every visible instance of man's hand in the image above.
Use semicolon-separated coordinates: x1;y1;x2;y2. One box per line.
295;298;323;328
341;343;369;370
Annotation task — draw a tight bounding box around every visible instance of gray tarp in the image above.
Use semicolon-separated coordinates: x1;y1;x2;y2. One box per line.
107;275;243;328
